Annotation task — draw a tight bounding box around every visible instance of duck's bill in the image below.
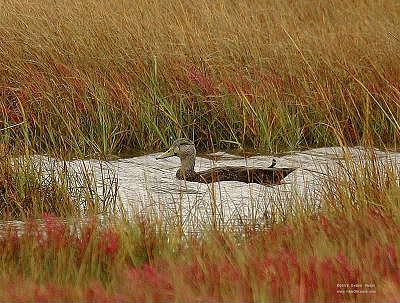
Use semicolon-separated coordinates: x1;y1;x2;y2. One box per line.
156;147;175;159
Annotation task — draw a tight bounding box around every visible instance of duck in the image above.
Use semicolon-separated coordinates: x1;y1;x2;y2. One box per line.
156;138;295;185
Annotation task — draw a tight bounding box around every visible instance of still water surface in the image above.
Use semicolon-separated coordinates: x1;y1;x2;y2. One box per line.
6;146;400;232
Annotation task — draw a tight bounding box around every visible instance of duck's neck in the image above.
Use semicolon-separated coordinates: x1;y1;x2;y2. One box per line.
179;152;195;173
177;148;196;179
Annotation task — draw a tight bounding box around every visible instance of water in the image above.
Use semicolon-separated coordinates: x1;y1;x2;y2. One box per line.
10;146;400;232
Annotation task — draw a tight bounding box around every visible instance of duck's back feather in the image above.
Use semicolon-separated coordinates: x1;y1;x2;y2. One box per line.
177;166;295;184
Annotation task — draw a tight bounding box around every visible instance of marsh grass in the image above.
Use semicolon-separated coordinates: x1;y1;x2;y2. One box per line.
0;0;399;155
0;153;118;220
319;150;400;217
0;156;76;219
0;0;400;301
0;154;398;301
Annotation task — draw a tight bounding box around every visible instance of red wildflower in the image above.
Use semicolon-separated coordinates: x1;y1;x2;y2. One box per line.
186;63;220;96
335;253;360;285
98;229;120;256
319;258;340;301
75;220;97;257
43;213;68;250
126;264;174;301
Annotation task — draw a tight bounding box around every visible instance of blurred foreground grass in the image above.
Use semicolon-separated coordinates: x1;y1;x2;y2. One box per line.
0;150;397;301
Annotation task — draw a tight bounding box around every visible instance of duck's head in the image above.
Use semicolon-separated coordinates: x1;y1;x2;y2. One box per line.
156;138;196;160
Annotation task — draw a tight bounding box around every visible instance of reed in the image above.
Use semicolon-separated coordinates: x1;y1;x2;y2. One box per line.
0;0;399;155
0;156;398;301
0;153;117;219
0;0;399;301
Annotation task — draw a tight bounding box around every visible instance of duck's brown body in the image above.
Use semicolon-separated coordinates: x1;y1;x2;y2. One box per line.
157;138;296;185
176;166;295;184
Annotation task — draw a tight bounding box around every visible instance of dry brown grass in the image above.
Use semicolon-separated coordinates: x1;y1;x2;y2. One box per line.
0;2;399;301
1;0;399;154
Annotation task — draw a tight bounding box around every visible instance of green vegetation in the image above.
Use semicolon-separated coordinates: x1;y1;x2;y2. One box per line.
0;159;398;301
0;154;116;219
0;0;399;301
0;0;399;155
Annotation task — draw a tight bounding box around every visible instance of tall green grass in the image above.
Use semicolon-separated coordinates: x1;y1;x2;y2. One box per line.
0;0;399;155
0;153;117;220
0;0;399;301
0;158;398;301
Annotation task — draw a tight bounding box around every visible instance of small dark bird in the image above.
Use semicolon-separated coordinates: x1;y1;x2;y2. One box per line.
156;139;295;185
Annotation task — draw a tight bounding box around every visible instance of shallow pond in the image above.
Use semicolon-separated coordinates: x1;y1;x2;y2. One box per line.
11;146;399;232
